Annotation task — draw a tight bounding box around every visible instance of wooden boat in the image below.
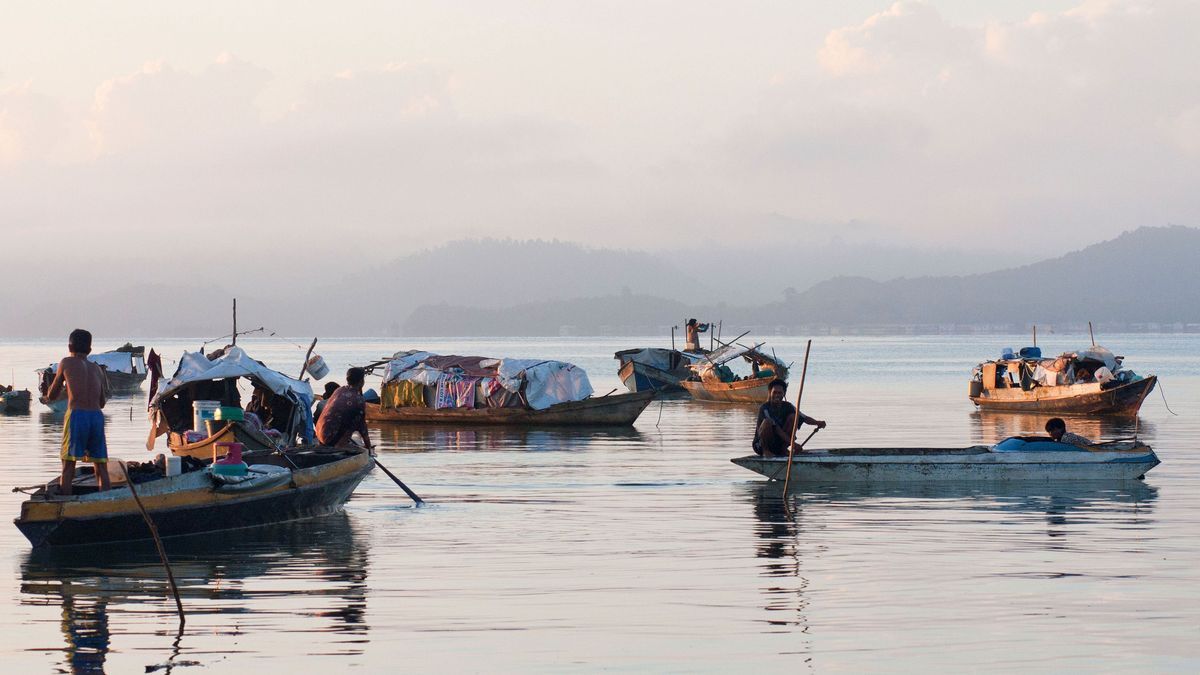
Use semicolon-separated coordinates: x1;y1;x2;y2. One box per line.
365;350;653;426
0;386;31;414
679;340;789;403
614;348;698;393
13;446;373;548
35;344;150;410
969;345;1156;415
732;437;1160;484
367;389;655;426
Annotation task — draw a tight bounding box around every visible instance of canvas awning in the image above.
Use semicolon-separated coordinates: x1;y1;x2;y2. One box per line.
151;346;313;408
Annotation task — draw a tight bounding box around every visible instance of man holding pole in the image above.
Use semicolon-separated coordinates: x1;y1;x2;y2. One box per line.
753;379;825;457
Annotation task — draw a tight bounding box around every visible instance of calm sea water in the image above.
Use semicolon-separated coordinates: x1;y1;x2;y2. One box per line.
0;334;1197;673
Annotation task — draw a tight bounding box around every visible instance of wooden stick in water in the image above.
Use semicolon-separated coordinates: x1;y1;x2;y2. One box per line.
374;456;425;506
125;474;186;627
781;340;812;497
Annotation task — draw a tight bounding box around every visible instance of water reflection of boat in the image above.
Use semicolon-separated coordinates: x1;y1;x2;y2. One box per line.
969;410;1151;446
732;438;1160;483
20;513;371;671
374;422;646;452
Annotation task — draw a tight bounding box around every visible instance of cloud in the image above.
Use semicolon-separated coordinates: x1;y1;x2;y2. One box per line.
717;0;1200;243
89;54;271;157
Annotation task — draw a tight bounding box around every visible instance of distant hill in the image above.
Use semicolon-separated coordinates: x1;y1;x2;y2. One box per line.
3;227;1193;337
403;226;1200;335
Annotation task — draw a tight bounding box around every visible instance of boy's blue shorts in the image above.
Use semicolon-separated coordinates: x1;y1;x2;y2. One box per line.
62;409;107;463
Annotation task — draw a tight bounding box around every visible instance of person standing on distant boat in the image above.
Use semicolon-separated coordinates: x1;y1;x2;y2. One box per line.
315;367;373;450
1045;418;1092;445
41;328;110;495
684;318;709;352
753;379;826;457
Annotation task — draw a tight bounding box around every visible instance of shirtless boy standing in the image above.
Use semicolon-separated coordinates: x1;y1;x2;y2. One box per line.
41;329;110;494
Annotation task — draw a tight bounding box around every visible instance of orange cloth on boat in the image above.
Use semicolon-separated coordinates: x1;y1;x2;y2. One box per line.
382;381;427;409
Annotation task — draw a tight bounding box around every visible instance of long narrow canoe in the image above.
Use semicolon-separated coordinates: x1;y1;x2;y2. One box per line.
732;438;1160;484
14;446;373;548
366;390;655;426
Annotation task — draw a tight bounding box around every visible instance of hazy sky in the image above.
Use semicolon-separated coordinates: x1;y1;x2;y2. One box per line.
2;1;1197;273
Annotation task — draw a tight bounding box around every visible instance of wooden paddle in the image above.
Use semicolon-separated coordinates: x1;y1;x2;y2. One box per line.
781;340;812;497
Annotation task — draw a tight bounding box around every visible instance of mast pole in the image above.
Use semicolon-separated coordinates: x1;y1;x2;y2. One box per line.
232;298;237;346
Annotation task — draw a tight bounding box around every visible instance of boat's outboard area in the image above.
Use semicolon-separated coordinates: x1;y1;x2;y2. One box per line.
992;436;1091;452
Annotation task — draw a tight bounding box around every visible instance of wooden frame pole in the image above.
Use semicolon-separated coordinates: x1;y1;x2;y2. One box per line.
781;339;812;496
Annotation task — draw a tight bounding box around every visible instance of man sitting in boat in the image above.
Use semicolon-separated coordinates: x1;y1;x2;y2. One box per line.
1045;418;1092;446
315;367;374;450
753;379;826;457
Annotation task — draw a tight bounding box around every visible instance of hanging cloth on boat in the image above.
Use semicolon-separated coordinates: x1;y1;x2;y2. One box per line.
383;381;426;409
435;375;457;409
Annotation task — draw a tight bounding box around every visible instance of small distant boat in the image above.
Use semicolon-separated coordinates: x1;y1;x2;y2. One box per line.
732;437;1160;484
678;340;789;403
0;386;32;414
36;343;151;411
13;446;373;548
364;351;654;426
969;345;1156;415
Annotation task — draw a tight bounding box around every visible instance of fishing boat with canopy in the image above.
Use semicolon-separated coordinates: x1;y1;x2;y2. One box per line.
968;344;1156;415
678;339;789;403
364;350;655;426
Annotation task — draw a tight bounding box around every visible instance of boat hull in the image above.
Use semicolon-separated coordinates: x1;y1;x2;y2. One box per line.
14;448;373;548
618;360;686;394
970;376;1156;415
0;390;32;414
105;370;147;393
732;445;1160;483
365;390;655;426
680;376;777;403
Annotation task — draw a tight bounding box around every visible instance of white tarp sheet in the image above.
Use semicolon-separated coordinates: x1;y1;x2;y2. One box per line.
152;346;313;407
89;351;136;374
496;359;593;410
1075;346;1119;371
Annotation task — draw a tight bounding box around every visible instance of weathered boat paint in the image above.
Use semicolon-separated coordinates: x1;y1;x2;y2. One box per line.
969;375;1157;415
680;375;777;403
365;390;655;426
732;441;1160;483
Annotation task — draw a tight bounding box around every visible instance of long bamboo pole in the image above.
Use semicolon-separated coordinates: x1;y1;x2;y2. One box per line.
125;476;185;627
781;340;812;497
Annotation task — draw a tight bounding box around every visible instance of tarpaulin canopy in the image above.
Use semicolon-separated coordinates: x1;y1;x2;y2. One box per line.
89;351;139;375
380;350;594;410
151;346;313;407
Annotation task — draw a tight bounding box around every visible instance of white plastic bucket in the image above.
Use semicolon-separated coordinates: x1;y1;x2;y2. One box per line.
306;355;330;380
192;400;221;432
166;455;183;477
